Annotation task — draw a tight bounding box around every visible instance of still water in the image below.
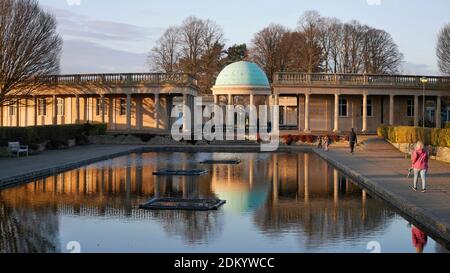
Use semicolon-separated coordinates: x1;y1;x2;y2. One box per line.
0;152;448;253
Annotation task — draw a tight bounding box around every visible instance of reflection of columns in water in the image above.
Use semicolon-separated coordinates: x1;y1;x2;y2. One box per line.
135;154;143;194
76;168;80;194
333;169;339;222
182;153;188;198
100;167;105;195
362;189;367;221
249;158;254;188
83;167;88;194
304;153;309;203
107;166;113;194
182;176;188;198
272;154;279;204
227;165;232;185
297;154;301;200
125;155;132;214
154;175;160;198
333;169;339;204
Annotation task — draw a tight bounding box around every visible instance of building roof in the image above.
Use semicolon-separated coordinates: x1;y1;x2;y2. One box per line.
215;61;270;87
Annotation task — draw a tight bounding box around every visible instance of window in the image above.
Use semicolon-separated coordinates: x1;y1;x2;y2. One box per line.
426;107;435;122
446;107;450;122
56;98;65;116
38;98;47;116
339;98;348;117
361;99;373;117
119;98;126;116
9;105;16;116
96;98;102;116
407;98;414;117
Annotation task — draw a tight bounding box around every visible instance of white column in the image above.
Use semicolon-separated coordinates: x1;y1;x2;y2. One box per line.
100;94;106;124
297;95;301;131
436;96;442;128
33;96;38;126
213;95;218;105
108;96;114;130
136;95;142;130
362;94;368;132
154;94;160;129
273;95;279;133
0;103;3;127
389;94;395;126
75;95;80;124
52;95;57;125
16;99;20;126
183;94;188;133
249;94;254;107
83;96;88;123
304;94;310;132
126;94;132;131
24;98;28;126
228;94;233;105
334;93;340;132
414;95;419;127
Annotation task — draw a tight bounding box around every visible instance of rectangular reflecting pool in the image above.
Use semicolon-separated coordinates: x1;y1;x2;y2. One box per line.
0;152;448;253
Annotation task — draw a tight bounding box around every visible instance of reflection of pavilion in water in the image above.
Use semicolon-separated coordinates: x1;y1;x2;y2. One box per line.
0;153;222;246
255;153;396;248
0;152;397;251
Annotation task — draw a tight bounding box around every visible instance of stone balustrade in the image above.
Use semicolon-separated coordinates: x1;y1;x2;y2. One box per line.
274;73;450;90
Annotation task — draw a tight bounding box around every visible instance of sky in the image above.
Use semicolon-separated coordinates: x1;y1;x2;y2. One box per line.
38;0;450;75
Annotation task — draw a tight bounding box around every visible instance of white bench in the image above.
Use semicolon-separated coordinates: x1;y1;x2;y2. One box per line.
8;142;29;157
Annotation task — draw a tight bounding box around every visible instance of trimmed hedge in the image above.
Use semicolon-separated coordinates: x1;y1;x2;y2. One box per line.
0;123;107;148
378;125;450;148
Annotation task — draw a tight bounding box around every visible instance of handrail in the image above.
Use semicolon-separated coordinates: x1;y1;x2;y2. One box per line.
273;73;450;89
35;73;197;86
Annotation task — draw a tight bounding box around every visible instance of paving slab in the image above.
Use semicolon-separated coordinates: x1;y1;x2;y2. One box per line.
314;138;450;245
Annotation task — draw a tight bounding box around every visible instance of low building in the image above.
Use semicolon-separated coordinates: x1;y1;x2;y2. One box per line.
1;61;450;135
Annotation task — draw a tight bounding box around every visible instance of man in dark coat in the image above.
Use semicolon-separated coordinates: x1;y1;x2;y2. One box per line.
349;128;358;154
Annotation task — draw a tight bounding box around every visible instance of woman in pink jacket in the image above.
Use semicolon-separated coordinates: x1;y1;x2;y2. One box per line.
411;141;429;193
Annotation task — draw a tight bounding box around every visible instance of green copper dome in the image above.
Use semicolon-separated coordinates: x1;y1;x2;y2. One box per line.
215;61;270;87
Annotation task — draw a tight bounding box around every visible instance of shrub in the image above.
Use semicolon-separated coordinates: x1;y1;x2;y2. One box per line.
0;123;107;148
378;125;450;148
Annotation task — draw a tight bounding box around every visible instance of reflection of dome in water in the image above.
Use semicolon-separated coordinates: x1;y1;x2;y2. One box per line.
213;184;269;213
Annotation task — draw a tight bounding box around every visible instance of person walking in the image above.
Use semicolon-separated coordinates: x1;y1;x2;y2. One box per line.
411;141;429;193
349;128;358;154
323;135;330;152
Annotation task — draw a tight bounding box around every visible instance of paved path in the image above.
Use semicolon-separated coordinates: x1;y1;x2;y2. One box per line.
315;137;450;245
0;145;144;188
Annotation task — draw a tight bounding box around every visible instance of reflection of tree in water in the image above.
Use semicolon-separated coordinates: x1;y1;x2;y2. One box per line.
149;173;223;244
0;196;59;253
254;152;397;249
254;194;396;249
147;210;223;245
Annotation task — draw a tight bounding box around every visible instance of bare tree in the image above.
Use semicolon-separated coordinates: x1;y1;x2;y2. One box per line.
148;16;225;94
148;26;181;73
437;23;450;75
250;23;287;82
297;11;324;73
362;28;403;74
178;16;207;77
0;0;62;106
198;19;225;94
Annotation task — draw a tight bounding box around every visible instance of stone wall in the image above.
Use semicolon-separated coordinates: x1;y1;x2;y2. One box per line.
390;141;450;163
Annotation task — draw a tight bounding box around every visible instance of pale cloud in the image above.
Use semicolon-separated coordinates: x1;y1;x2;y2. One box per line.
61;40;148;74
366;0;382;6
66;0;81;6
401;62;439;76
45;6;164;53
